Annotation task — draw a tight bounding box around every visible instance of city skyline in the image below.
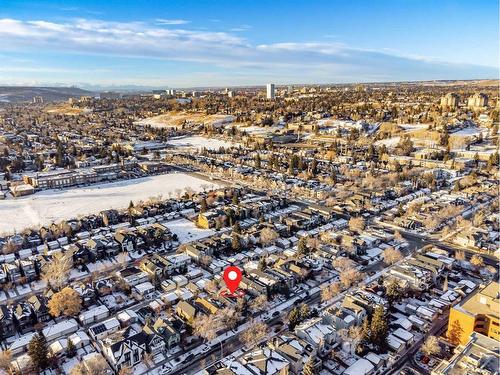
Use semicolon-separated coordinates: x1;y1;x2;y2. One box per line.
0;0;498;87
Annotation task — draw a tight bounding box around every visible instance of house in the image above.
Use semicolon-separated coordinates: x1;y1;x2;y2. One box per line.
238;347;290;375
198;210;226;229
79;305;110;326
11;302;34;334
43;318;79;342
392;327;415;347
344;358;374;375
134;281;156;299
4;262;22;284
114;231;137;252
294;318;336;349
18;259;37;281
74;282;97;307
176;301;198;324
0;305;16;338
140;254;170;278
269;334;318;374
27;295;50;323
165;253;191;273
118;266;149;286
89;317;121;340
101;327;150;372
323;303;365;330
143;318;180;351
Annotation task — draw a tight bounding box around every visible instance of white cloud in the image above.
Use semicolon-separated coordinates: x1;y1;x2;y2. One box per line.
0;17;495;85
155;19;190;25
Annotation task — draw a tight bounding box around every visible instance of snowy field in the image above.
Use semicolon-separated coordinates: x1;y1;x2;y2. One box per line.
375;136;400;148
0;173;220;234
163;218;215;244
167;135;236;150
450;126;486;137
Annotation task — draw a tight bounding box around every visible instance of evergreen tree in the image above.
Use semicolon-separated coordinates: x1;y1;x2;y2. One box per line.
28;332;49;371
254;153;261;168
66;338;77;358
288;307;300;330
297;237;308;256
257;257;267;271
232;221;241;234
231;232;241;252
370;306;388;351
299;303;310;320
232;194;239;205
385;279;402;306
200;198;208;213
310;158;318;176
360;317;371;344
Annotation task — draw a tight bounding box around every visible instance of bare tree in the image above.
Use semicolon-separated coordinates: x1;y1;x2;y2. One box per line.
48;287;82;317
332;257;356;272
260;227;278;246
250;295;268;313
240;320;269;348
340;268;363;288
470;254;485;269
143;353;154;369
0;350;12;373
348;217;365;232
193;314;220;342
383;247;403;265
42;254;73;290
116;252;129;268
217;307;241;329
421;336;441;357
70;355;109;375
321;282;341;302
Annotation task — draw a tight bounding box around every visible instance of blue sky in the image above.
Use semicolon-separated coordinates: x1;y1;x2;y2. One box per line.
0;0;498;87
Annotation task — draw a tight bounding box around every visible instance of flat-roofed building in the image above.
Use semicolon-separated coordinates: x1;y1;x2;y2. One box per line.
447;281;500;345
432;332;499;375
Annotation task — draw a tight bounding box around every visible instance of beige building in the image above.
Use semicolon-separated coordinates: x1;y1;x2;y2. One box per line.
440;93;459;109
467;93;488;109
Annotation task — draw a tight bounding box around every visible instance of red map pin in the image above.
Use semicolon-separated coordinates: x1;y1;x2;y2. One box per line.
223;266;242;293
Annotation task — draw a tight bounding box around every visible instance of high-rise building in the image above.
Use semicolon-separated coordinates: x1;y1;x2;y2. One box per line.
467;93;489;109
266;83;275;99
447;281;499;345
440;93;459;109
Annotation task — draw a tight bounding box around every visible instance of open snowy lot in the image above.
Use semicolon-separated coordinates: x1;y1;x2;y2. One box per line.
0;173;220;234
134;112;235;128
163;218;215;244
167;135;236;150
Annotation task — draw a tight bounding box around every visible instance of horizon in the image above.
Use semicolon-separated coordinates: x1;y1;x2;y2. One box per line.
0;0;498;87
0;78;499;93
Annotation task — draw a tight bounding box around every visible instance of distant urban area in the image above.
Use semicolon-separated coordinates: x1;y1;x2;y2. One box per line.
0;80;498;375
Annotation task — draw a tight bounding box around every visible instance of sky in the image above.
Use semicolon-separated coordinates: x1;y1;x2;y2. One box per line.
0;0;498;88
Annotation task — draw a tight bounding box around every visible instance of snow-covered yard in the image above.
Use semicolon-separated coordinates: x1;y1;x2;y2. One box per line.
163;218;215;244
167;135;236;150
0;173;220;234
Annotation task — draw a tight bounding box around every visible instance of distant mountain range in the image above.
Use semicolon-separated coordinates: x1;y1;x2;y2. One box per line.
0;86;95;104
